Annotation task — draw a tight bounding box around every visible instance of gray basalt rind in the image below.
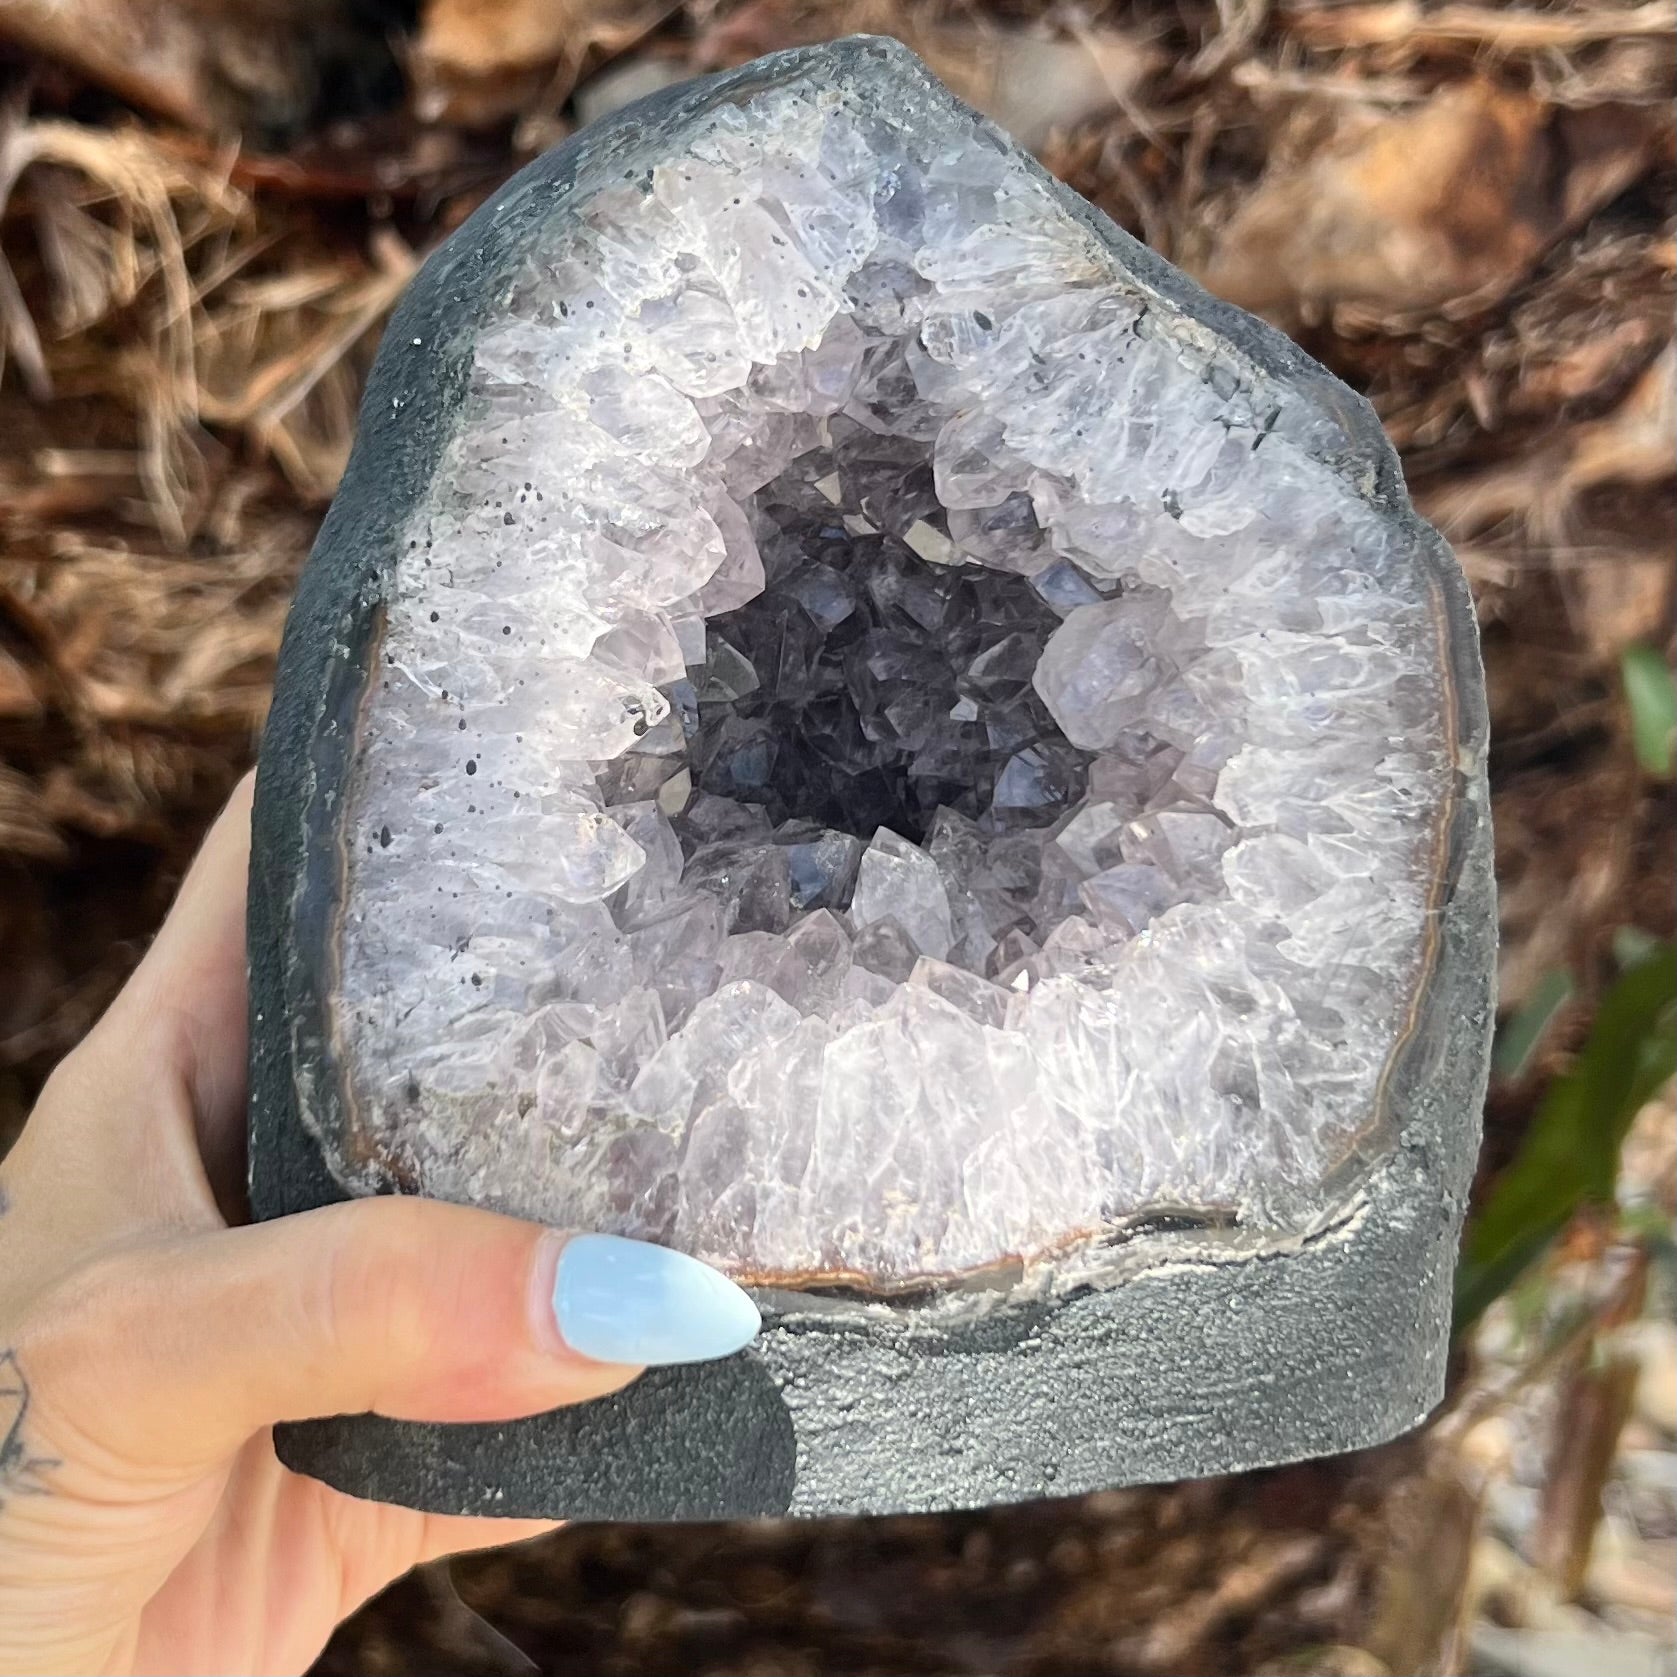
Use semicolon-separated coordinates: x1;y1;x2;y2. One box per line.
249;35;1495;1520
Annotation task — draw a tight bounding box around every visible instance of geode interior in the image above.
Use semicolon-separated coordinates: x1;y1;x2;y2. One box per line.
330;77;1459;1291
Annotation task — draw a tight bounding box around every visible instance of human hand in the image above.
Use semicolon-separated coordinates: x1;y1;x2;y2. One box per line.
0;774;761;1676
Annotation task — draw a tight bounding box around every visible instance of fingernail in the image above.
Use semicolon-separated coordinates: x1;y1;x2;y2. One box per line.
553;1233;761;1366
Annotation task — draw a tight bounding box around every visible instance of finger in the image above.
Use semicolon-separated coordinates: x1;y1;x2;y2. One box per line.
24;774;255;1231
23;1201;759;1473
104;772;255;1207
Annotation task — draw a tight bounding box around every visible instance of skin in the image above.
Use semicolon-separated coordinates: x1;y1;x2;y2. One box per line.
0;776;641;1676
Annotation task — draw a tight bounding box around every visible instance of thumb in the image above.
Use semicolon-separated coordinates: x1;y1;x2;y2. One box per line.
21;1198;759;1473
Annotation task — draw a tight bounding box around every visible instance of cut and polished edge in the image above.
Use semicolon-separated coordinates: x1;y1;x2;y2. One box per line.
249;35;1494;1519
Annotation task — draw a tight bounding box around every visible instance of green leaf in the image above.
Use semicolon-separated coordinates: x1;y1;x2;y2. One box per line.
1622;644;1677;778
1455;942;1677;1333
1492;967;1575;1081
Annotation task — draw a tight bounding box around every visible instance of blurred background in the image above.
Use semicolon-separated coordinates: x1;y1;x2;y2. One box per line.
0;1;1671;1673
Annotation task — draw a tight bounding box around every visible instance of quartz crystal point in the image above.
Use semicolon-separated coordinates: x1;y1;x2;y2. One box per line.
251;37;1493;1519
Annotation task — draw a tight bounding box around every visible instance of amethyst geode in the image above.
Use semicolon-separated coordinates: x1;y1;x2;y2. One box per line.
249;36;1493;1519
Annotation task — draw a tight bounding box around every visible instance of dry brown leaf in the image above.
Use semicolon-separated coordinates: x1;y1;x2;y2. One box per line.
1567;339;1677;492
1533;1256;1647;1599
1;113;418;514
1129;1534;1330;1668
1280;0;1676;56
1348;220;1674;460
1492;759;1640;1010
965;31;1161;154
1360;1458;1480;1677
1199;82;1664;326
0;0;395;135
1487;230;1675;422
690;0;913;71
1555;551;1676;666
0;762;65;860
1423;344;1676;544
410;0;678;127
195;230;418;502
0;645;43;721
0;491;307;736
691;4;1159;153
0;116;247;534
0;0;306;131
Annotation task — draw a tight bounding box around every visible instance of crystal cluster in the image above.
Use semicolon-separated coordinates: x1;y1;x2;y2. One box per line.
330;75;1457;1288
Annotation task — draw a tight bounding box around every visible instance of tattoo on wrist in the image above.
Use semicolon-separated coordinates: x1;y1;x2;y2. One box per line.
0;1181;10;1218
0;1350;57;1509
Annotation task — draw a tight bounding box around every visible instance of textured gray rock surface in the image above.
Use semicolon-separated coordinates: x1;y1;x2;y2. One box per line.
249;35;1495;1519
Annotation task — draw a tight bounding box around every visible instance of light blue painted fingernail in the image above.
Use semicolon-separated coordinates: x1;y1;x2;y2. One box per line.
553;1233;761;1366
